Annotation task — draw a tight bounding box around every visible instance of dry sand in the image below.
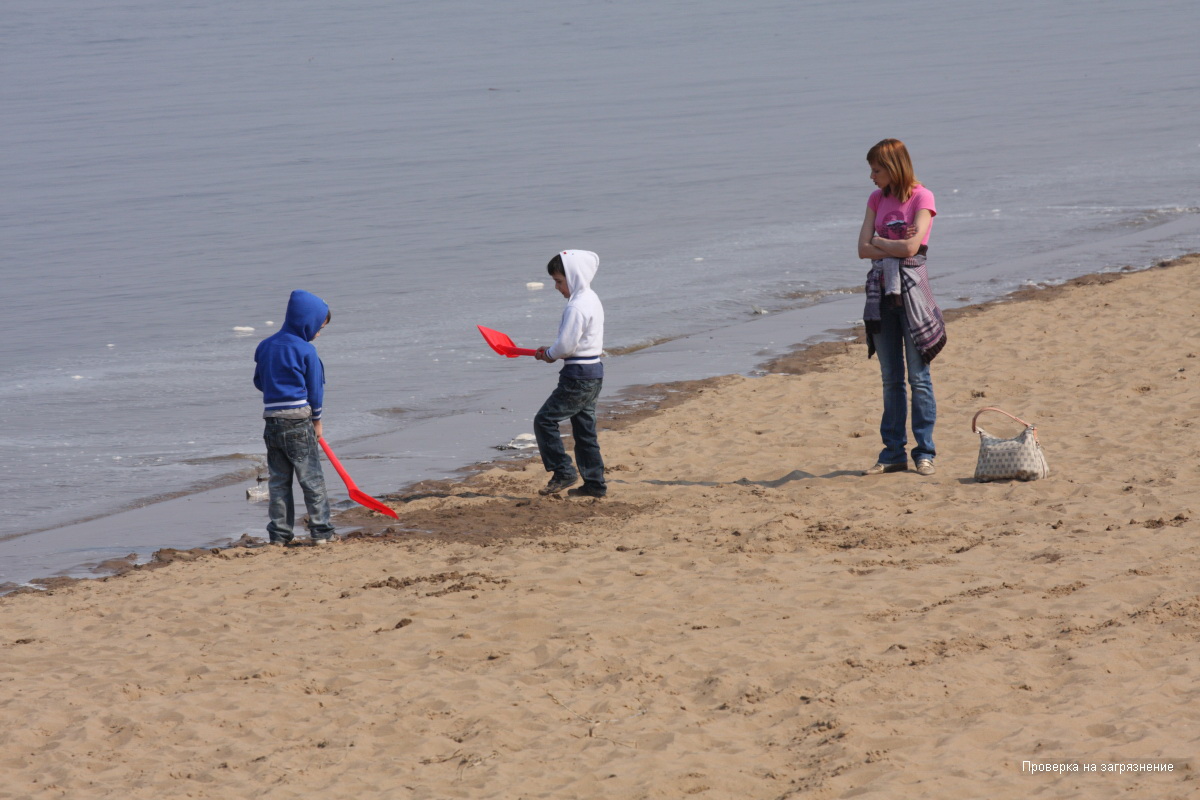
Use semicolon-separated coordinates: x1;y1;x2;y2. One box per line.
2;256;1199;799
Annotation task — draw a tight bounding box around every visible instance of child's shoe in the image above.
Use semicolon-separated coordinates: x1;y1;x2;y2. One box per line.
567;484;606;499
863;462;908;476
539;473;579;495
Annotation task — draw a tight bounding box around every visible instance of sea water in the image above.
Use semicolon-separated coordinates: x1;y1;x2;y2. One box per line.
2;0;1198;586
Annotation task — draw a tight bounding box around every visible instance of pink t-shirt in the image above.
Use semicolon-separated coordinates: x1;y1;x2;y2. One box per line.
868;185;936;245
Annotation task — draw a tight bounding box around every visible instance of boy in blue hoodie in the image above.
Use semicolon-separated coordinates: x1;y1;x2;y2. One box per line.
253;290;336;545
534;250;607;498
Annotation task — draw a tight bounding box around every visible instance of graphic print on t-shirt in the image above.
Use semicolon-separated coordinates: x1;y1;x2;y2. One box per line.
883;218;908;239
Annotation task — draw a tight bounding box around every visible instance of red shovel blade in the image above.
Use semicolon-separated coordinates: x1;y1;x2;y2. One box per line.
477;325;537;358
318;437;399;519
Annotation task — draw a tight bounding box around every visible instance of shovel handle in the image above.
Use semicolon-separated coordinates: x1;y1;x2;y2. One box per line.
318;437;356;490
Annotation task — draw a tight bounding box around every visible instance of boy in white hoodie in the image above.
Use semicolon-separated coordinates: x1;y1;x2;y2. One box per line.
533;250;607;497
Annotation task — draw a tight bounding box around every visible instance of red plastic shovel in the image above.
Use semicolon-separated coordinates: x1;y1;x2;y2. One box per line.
318;437;399;519
477;325;537;358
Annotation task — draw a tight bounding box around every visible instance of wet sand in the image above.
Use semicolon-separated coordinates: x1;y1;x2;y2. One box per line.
2;255;1198;799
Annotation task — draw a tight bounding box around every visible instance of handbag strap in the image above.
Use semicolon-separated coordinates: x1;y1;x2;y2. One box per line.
972;406;1034;433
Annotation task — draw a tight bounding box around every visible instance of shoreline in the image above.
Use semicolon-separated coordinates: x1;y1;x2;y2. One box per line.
4;254;1188;597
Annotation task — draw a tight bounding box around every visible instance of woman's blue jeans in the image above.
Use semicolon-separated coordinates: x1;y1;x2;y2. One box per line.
872;302;937;465
263;417;334;543
533;376;606;490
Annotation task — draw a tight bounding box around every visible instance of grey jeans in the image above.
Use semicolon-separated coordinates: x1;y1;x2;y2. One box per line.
533;376;606;490
263;417;334;542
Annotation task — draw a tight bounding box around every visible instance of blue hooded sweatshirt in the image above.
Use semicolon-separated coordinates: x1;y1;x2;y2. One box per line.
253;290;329;419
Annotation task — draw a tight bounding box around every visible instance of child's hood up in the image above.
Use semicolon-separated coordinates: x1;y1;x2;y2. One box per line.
281;290;329;342
561;250;599;297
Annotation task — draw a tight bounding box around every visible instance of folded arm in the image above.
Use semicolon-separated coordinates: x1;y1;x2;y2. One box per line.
858;208;932;259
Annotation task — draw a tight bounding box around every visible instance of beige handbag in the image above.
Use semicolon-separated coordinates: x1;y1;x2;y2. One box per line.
972;407;1050;482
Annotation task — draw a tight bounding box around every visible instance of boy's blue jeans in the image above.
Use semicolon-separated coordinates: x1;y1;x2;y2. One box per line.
872;302;937;465
533;376;606;490
263;417;334;543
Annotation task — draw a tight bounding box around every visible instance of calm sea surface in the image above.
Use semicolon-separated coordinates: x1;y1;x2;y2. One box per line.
2;0;1198;585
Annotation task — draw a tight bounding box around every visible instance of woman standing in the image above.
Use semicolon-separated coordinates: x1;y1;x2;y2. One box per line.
857;138;947;476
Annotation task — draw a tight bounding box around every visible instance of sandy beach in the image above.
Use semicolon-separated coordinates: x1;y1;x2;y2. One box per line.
2;255;1198;799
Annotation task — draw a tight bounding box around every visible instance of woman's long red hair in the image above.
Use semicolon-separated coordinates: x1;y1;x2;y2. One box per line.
867;138;918;202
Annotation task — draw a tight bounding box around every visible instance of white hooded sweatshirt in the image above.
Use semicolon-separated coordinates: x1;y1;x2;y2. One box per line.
546;250;604;370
